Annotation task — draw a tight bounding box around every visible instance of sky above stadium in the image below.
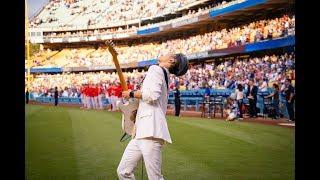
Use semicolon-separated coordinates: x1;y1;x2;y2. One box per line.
27;0;49;19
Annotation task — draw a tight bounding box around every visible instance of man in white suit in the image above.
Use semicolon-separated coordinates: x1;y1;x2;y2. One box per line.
118;54;188;180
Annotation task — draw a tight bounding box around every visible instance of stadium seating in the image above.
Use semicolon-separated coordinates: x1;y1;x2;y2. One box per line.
31;0;205;28
28;15;295;69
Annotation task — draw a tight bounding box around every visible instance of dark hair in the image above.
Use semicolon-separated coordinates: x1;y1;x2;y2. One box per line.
273;83;279;90
237;84;243;91
169;53;188;76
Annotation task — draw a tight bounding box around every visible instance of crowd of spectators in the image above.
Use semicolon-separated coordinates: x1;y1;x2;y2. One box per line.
30;15;295;68
28;52;295;97
28;69;145;98
39;0;236;37
176;53;295;91
28;52;295;120
30;0;209;28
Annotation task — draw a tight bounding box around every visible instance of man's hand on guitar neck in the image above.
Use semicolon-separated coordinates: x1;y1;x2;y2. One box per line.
122;90;142;99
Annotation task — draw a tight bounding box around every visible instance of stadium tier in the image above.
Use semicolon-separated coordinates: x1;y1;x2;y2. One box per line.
31;0;205;28
28;0;294;42
27;14;295;70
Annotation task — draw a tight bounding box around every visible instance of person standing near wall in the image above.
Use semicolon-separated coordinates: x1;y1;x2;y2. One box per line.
246;80;258;118
92;84;99;109
235;84;244;120
26;88;29;104
284;79;295;121
108;83;117;111
98;83;104;110
54;87;59;106
80;84;85;108
173;85;181;116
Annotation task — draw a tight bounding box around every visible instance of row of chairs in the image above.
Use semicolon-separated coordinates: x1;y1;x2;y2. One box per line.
200;96;224;118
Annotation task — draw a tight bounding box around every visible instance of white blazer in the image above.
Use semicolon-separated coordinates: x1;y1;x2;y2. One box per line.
134;65;172;143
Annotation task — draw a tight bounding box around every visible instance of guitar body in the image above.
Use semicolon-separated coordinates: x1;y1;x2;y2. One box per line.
105;41;139;137
117;98;139;136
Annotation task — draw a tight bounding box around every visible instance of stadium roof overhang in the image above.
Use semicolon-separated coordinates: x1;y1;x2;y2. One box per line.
131;0;294;40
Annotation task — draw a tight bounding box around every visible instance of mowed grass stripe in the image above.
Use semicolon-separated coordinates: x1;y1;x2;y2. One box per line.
166;117;293;179
67;108;125;179
26;106;78;179
26;105;294;180
170;117;294;150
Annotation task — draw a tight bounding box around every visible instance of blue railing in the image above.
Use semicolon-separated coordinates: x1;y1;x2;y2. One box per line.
209;0;267;18
34;97;110;106
137;59;158;67
137;27;160;35
25;67;62;73
245;36;295;52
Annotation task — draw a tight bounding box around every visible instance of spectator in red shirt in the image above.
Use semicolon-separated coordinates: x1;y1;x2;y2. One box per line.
115;82;123;98
92;84;99;109
127;80;134;91
87;83;94;109
111;82;122;111
108;83;117;111
97;83;105;110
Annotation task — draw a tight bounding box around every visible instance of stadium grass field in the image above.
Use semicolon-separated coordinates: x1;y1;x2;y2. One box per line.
26;104;294;180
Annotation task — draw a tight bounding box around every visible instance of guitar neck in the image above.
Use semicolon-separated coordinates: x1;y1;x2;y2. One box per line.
112;57;128;91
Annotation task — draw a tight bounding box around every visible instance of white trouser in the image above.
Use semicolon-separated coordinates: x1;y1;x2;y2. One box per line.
86;96;91;108
117;138;164;180
92;96;98;109
98;94;104;109
84;95;88;108
87;97;93;109
80;94;85;107
106;96;111;110
111;96;118;111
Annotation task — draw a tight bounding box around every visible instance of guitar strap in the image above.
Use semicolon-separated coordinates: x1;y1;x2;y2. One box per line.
120;66;169;142
160;66;169;90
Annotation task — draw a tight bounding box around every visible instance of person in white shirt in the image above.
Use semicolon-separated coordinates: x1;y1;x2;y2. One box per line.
118;54;188;180
62;89;68;97
235;84;244;119
259;78;268;92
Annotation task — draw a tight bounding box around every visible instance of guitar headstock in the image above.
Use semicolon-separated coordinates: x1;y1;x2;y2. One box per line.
105;40;118;57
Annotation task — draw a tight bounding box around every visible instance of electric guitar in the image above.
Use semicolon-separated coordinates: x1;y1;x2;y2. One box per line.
105;41;139;137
